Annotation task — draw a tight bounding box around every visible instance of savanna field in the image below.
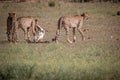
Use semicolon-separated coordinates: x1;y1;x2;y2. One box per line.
0;2;120;80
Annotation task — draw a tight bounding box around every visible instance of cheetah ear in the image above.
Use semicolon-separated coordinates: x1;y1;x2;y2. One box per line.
12;13;16;15
8;13;11;15
35;19;38;21
81;13;85;16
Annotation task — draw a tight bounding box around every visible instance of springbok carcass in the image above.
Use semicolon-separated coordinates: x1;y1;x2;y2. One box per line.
34;19;46;43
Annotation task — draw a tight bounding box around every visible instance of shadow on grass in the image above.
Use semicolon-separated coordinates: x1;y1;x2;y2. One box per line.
28;41;51;44
0;40;51;45
0;40;9;45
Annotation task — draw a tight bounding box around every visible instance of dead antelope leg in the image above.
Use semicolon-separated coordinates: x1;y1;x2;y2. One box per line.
77;28;85;41
73;27;76;42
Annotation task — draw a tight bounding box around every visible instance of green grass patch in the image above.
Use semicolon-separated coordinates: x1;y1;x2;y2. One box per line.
0;43;120;80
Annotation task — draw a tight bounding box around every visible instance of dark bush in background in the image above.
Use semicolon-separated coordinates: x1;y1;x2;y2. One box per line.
117;11;120;15
48;1;55;7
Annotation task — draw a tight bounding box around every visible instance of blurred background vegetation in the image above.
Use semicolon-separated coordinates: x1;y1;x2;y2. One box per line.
0;0;120;3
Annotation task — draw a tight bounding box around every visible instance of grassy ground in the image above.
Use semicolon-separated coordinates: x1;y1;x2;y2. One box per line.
0;2;120;80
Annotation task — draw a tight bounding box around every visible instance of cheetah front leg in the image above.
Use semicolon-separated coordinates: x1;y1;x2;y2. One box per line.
65;27;72;43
